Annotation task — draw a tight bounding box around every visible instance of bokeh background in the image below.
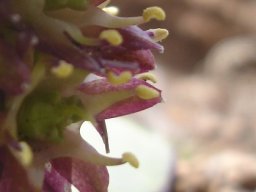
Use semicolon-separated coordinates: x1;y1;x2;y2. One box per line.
109;1;256;192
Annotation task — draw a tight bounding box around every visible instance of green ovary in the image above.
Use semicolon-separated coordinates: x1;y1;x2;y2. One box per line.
17;89;85;142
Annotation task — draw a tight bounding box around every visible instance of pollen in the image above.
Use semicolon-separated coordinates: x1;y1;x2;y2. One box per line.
10;142;33;167
135;85;160;100
51;61;74;78
107;71;132;85
143;6;166;22
99;29;123;46
152;28;169;42
122;152;139;168
137;73;157;83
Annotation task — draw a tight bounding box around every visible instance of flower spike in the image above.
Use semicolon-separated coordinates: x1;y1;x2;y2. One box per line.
0;0;167;191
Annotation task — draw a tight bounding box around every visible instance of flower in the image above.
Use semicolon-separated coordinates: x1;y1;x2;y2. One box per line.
78;77;162;152
0;0;168;191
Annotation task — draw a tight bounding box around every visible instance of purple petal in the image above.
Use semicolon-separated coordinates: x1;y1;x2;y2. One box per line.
43;157;109;192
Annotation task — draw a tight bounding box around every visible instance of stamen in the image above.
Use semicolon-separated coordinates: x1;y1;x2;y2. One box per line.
107;71;132;85
47;129;139;168
102;6;119;16
148;28;169;42
122;152;139;168
135;85;160;100
143;6;166;22
99;29;123;46
137;73;157;83
89;152;139;167
51;61;74;78
10;141;33;167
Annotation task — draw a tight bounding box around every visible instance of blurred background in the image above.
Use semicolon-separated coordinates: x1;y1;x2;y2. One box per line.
108;0;256;192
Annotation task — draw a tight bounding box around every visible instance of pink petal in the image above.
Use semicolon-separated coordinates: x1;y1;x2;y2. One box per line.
97;96;161;120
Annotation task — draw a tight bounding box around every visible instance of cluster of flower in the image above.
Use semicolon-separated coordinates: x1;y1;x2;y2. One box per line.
0;0;168;191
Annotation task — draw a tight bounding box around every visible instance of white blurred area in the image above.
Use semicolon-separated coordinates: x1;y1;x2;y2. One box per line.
80;117;175;192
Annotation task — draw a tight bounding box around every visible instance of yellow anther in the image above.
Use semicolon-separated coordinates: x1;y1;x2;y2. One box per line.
122;152;139;168
99;30;123;46
137;73;157;83
135;85;159;100
143;6;166;22
10;142;33;167
107;71;132;85
102;6;119;16
152;28;169;42
51;61;74;78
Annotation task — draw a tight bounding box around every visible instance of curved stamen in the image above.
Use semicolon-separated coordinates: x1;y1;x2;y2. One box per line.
35;128;139;168
91;152;139;168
